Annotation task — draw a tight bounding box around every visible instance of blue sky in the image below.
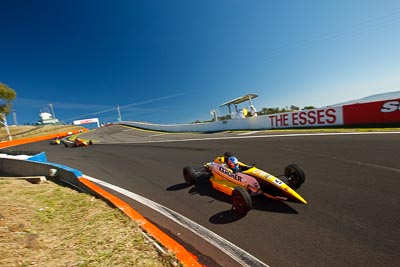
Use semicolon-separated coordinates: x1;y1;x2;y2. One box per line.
1;0;399;126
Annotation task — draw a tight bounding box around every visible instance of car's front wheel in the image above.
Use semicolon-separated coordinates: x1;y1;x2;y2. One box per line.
231;187;252;215
283;164;305;189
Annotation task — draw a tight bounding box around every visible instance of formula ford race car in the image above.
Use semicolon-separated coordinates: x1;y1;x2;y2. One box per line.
49;137;61;145
183;152;307;215
63;138;93;147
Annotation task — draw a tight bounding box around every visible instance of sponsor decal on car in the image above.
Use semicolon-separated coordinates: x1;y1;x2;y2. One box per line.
252;169;266;176
273;178;284;187
218;166;243;183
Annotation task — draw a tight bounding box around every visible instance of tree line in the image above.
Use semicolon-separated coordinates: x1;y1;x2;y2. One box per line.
218;105;316;120
258;105;316;115
193;105;317;123
0;82;16;116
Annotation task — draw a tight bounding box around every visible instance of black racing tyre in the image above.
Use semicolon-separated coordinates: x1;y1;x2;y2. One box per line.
183;166;210;185
89;140;93;145
183;166;198;185
231;187;252;215
284;164;305;189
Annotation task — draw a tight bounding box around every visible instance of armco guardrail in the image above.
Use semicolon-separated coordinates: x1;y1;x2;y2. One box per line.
0;156;82;188
116;98;399;132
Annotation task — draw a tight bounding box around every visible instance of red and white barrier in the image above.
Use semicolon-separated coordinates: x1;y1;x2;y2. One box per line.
116;97;399;132
343;98;400;125
268;107;343;128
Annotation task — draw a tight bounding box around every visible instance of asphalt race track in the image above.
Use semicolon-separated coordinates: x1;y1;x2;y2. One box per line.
15;125;400;267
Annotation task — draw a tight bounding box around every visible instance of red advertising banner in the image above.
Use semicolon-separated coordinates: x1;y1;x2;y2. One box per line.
73;118;100;127
343;99;400;125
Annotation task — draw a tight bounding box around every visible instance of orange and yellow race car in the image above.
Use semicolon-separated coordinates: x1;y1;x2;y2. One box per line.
49;137;61;145
183;152;307;215
63;138;93;147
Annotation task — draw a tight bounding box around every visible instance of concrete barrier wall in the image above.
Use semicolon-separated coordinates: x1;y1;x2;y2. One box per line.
116;97;400;133
0;157;82;188
0;129;88;187
117;115;272;132
116;106;344;132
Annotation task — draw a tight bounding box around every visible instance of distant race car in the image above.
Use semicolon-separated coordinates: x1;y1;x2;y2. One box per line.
49;137;61;145
63;138;93;147
183;152;307;215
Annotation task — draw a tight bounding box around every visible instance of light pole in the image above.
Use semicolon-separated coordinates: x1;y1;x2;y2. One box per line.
12;110;17;126
0;113;12;141
49;103;56;119
116;104;122;121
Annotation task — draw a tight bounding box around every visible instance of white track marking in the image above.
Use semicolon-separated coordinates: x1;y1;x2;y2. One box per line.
109;131;400;144
83;175;270;267
237;131;262;136
149;133;169;137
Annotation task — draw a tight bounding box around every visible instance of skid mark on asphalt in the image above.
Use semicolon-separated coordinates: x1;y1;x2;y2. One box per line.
83;175;270;267
281;148;400;173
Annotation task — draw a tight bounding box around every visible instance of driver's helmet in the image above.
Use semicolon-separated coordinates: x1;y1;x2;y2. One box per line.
227;156;239;172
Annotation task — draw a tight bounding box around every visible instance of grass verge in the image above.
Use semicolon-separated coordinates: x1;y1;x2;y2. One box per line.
0;125;88;141
0;179;177;267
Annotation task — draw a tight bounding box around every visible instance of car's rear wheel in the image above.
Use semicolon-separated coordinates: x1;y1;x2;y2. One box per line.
182;166;199;185
231;187;252;215
183;166;210;185
284;164;305;189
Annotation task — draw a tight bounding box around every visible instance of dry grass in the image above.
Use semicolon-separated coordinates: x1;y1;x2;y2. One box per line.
0;179;177;267
0;125;87;141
